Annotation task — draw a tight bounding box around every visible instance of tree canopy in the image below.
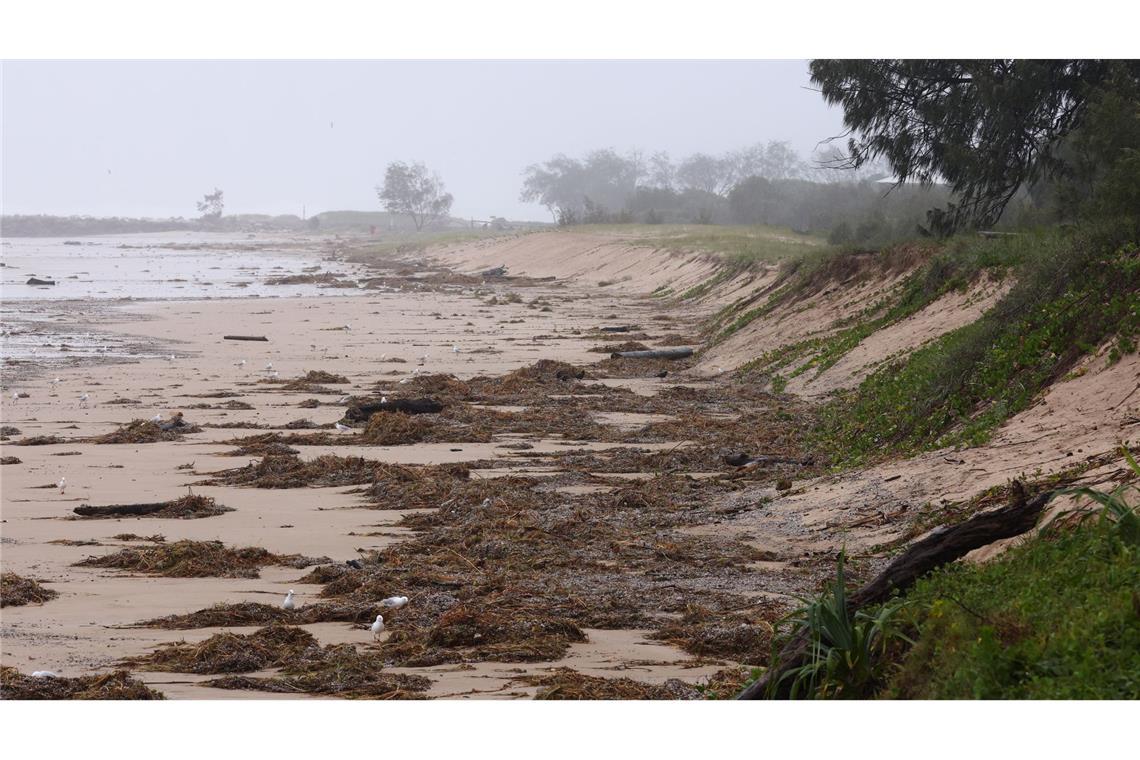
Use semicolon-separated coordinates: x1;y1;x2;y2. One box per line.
377;161;454;231
809;59;1140;233
196;188;224;220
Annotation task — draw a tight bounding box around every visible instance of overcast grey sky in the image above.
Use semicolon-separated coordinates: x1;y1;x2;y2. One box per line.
2;60;844;221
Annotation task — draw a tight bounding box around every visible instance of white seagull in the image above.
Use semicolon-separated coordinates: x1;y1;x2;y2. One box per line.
10;391;18;404
344;323;351;331
380;396;388;404
58;477;66;494
334;422;351;432
452;344;460;354
283;590;296;610
151;414;163;423
370;614;385;641
481;498;492;509
381;596;408;609
235;359;247;369
79;392;90;408
265;362;274;371
31;671;59;679
51;377;61;388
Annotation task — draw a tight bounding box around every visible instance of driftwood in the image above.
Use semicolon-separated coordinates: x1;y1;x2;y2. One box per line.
223;335;269;342
599;326;637;333
74;502;172;518
610;347;693;360
723;452;814;468
343;397;444;422
737;482;1053;700
481;265;508;278
26;277;56;286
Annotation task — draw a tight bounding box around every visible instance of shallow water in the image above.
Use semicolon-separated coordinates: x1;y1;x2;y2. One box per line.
0;231;364;302
0;231;365;365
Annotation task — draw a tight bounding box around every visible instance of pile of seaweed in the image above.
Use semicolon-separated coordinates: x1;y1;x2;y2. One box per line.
137;600;375;629
127;624;432;699
1;572;58;607
91;419;201;444
0;667;164;700
73;494;233;520
520;668;700;700
74;539;328;578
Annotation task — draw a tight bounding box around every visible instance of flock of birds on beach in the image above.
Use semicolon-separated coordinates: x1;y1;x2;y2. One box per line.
282;588;408;641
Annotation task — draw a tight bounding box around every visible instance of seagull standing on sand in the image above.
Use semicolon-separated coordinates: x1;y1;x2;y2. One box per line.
452;344;460;354
151;414;163;423
283;590;296;610
31;671;59;678
235;359;247;369
57;477;67;494
79;392;90;408
265;362;274;372
10;391;18;404
371;614;385;641
335;422;351;432
380;396;387;404
381;596;408;609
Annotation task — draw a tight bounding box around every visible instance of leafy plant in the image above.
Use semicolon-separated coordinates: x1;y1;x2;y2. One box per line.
1061;445;1140;546
768;553;911;699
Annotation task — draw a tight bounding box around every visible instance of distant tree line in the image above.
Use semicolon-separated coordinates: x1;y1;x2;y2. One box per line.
518;142;954;245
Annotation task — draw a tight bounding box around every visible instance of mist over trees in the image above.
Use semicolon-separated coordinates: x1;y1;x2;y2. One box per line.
519;142;943;245
377;161;454;231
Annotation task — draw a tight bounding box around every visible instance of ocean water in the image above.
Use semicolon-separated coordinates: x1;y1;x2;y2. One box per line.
0;231;365;365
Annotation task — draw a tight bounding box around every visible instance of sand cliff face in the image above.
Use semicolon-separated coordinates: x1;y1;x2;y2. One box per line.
444;231;1137;554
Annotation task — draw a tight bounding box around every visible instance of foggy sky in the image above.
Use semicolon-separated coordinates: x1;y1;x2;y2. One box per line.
2;60;844;222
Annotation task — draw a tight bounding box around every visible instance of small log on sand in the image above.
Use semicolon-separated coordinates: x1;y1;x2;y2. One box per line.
223;335;269;342
481;265;508;278
74;502;172;518
343;397;444;422
600;326;637;333
26;277;56;286
737;482;1053;700
610;347;693;360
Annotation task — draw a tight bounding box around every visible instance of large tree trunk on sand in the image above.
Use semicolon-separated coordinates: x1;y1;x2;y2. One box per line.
343;398;444;422
610;347;694;360
737;482;1053;700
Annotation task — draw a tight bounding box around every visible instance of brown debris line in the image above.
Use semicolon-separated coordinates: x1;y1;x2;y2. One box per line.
73;539;329;578
519;667;700;700
1;572;59;607
135;600;377;630
0;667;164;700
11;435;67;446
126;624;319;674
587;341;651;354
199;452;386;489
110;533;166;542
73;494;233;520
90;418;202;444
130;624;434;699
265;271;356;287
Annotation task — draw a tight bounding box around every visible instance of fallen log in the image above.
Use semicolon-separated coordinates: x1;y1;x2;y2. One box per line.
74;502;172;518
343;397;444;422
610;347;693;360
26;277;56;286
481;265;508;278
223;335;269;342
723;452;814;468
599;325;637;333
738;482;1053;700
